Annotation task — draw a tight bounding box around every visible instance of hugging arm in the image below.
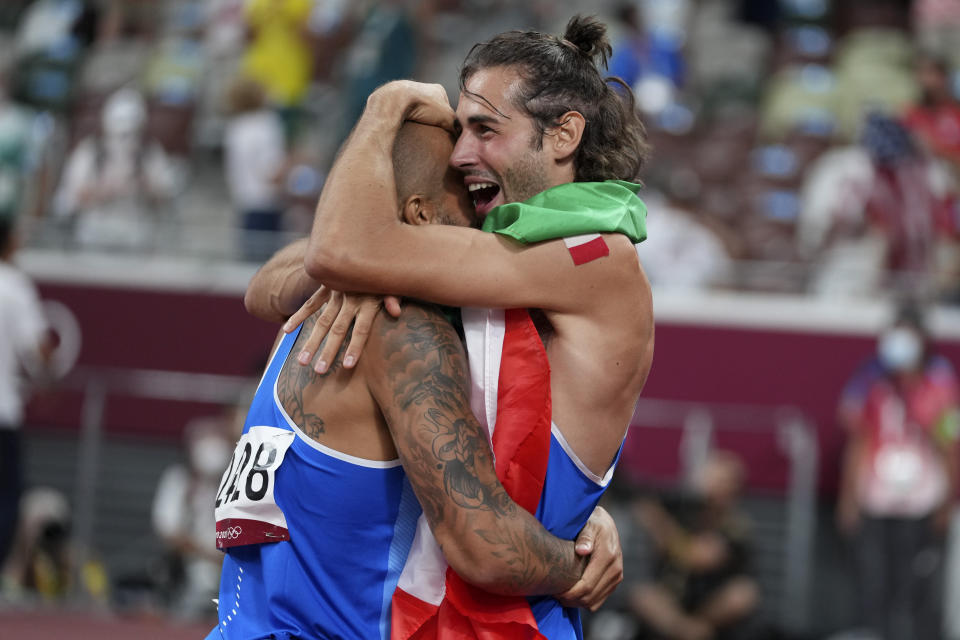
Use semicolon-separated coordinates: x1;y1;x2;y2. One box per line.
305;81;640;312
245;237;402;372
364;303;584;595
245;238;320;323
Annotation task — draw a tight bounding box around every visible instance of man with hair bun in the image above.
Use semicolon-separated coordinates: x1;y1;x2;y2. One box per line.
302;14;655;640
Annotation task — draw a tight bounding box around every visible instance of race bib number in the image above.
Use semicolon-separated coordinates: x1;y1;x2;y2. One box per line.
215;426;295;549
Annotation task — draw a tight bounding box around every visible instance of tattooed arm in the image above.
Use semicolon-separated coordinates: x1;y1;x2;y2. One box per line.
363;303;585;595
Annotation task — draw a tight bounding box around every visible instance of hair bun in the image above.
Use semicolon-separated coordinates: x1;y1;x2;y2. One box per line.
562;14;612;69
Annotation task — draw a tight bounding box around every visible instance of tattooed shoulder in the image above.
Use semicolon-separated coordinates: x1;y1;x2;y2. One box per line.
375;303;469;414
276;311;348;440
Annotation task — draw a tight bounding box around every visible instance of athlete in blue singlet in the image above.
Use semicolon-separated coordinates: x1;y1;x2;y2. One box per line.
527;424;624;639
209;122;623;640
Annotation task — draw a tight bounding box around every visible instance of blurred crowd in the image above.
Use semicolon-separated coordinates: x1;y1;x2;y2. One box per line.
628;0;960;305
0;0;952;303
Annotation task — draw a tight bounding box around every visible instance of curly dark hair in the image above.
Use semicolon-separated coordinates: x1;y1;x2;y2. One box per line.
459;15;651;182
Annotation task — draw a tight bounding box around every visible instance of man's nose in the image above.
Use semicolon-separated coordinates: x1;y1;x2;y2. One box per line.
449;135;477;169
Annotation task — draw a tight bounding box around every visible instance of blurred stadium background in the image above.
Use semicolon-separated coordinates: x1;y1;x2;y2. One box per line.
1;0;960;638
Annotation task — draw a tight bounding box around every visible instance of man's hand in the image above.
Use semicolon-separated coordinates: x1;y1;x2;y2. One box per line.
555;505;623;612
367;80;456;133
283;287;403;374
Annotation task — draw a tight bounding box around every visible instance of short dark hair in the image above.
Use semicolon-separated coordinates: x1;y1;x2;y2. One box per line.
392;121;451;203
459;14;651;182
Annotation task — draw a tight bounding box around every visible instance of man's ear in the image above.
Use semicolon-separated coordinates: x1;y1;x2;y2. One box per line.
547;111;586;162
400;194;435;226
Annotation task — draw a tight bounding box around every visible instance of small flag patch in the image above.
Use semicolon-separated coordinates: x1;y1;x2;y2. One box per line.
563;234;609;265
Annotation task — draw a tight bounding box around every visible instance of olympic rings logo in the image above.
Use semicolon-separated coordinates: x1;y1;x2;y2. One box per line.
217;526;243;540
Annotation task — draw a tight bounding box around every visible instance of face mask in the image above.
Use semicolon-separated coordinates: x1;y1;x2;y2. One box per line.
190;437;231;477
878;327;923;372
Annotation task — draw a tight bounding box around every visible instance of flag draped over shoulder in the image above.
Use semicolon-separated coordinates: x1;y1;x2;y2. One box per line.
391;181;647;640
481;180;647;244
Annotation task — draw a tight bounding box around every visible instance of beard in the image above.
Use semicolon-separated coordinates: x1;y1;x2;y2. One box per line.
501;149;551;205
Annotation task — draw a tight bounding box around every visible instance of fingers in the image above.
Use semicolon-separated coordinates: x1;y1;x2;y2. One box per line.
287;288;393;373
556;557;623;612
283;286;330;334
369;81;455;132
405;83;455;132
314;291;355;374
342;297;382;369
407;102;456;133
558;505;624;611
384;295;403;318
574;521;596;556
303;291;345;373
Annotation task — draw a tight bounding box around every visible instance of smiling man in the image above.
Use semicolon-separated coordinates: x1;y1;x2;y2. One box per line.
304;15;654;640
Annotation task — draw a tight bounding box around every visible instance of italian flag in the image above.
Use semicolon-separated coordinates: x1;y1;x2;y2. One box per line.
391;181;647;640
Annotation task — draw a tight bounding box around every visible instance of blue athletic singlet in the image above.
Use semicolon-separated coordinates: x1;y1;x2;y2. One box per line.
529;423;623;640
207;326;421;640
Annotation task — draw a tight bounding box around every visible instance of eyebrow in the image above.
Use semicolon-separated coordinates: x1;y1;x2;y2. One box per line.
462;88;512;120
454;113;501;135
467;114;500;126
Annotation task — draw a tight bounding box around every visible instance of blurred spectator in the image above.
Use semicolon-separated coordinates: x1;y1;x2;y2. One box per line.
628;451;761;640
0;218;56;589
151;414;234;620
52;87;179;250
1;486;109;602
223;76;287;262
860;113;958;292
796;135;885;297
4;487;71;599
798;113;958;299
241;0;314;139
903;54;960;175
637;172;735;291
836;303;960;640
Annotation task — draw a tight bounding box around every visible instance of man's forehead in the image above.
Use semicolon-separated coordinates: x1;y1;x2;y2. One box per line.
455;67;521;121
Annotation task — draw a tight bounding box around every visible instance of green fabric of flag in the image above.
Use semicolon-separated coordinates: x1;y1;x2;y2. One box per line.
481;180;647;245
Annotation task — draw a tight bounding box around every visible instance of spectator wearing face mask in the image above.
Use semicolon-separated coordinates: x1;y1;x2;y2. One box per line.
151;414;235;620
52;87;179;250
836;303;960;640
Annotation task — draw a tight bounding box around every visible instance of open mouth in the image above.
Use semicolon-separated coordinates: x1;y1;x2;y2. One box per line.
467;182;501;215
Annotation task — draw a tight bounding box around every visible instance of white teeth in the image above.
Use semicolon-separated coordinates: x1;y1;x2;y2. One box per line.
467;182;496;192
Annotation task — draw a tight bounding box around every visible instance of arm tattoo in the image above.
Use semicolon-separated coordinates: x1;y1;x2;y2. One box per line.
422;407;514;515
276;312;348;440
376;304;582;594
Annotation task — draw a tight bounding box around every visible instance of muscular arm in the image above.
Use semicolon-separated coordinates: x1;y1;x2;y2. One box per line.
305;82;642;311
245;238;321;323
364;303;584;595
